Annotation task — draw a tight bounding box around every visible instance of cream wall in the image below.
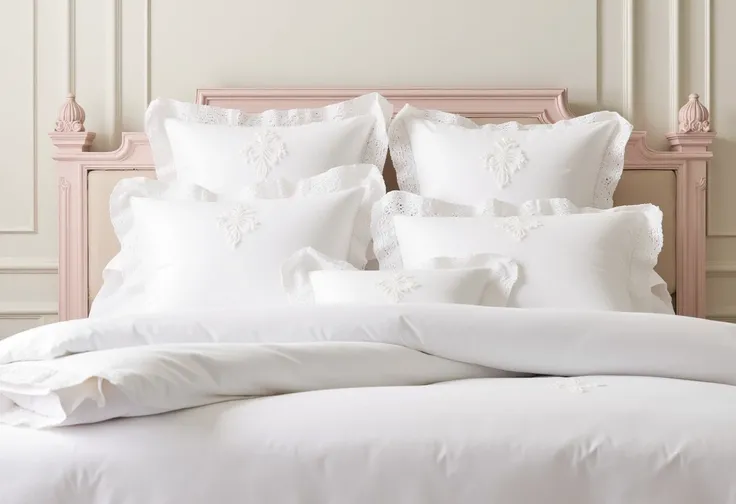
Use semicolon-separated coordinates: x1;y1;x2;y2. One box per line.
0;0;733;337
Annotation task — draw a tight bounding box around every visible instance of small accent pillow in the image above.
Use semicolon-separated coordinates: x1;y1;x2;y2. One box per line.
389;105;632;208
145;93;392;193
90;165;384;317
371;192;671;314
282;247;518;307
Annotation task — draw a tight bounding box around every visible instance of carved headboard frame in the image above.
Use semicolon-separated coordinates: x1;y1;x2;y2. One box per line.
49;88;715;321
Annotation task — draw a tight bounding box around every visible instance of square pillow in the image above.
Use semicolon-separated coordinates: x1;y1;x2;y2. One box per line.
389;105;632;208
282;247;518;307
372;192;671;314
145;93;392;193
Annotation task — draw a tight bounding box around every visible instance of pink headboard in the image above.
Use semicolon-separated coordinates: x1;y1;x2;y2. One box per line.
49;88;715;321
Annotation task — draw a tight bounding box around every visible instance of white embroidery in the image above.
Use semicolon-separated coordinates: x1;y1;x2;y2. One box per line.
484;138;527;188
243;130;288;180
302;174;341;195
554;377;606;394
494;216;542;241
217;204;260;248
377;273;421;302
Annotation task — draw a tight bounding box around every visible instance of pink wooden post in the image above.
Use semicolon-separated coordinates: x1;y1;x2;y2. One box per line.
666;94;715;318
49;95;95;321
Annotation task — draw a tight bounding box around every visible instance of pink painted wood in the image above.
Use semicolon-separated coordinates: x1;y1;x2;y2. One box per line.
49;88;715;321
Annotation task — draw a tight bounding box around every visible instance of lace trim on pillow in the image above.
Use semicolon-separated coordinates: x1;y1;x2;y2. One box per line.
99;165;385;315
586;204;664;311
370;191;534;270
388;105;633;209
145;93;392;184
371;190;663;306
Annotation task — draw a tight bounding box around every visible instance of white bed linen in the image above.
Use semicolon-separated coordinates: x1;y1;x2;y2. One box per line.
92;164;384;317
2;305;736;503
281;247;518;305
372;193;673;313
146;93;392;191
389;104;632;208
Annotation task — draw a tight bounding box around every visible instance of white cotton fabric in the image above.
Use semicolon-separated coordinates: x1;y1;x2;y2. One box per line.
372;192;670;313
281;247;518;306
91;165;385;317
1;306;736;503
389;104;632;208
145;93;392;193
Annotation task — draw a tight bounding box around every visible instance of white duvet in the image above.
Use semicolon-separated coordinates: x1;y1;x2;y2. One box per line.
1;304;736;504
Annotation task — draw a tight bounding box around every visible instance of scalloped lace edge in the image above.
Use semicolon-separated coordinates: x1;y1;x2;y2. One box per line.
388;104;633;209
145;93;393;184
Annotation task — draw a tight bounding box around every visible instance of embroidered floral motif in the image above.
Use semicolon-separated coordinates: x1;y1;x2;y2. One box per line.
376;273;421;302
494;216;542;241
484;138;527;188
554;377;606;394
303;174;341;195
217;204;260;248
243;131;288;180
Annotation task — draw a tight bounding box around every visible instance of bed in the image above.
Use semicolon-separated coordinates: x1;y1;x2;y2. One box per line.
2;87;735;504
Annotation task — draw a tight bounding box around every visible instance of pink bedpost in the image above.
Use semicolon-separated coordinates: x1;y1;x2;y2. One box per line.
666;93;716;318
49;95;96;321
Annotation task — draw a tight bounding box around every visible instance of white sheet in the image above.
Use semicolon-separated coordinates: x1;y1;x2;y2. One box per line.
2;305;736;503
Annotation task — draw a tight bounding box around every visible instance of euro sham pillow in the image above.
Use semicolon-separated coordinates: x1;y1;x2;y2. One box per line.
389;105;632;208
372;192;672;314
90;165;384;317
145;93;392;193
282;247;518;306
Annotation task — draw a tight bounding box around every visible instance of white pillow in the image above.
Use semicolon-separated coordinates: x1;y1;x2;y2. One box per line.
372;192;672;314
389;105;632;208
282;247;518;306
145;93;392;193
90;165;384;317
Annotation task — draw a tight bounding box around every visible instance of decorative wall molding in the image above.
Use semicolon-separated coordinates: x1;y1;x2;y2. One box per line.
706;262;736;277
144;0;151;105
0;258;58;274
622;0;634;121
0;303;58;318
595;0;601;105
66;0;76;95
706;264;736;321
110;0;122;143
0;0;38;234
0;303;58;337
703;0;711;109
701;0;732;237
669;0;680;132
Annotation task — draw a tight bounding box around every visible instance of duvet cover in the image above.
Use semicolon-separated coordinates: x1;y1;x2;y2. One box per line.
1;304;736;504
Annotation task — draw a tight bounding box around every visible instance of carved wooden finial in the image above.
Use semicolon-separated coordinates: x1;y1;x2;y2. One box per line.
55;93;86;133
678;93;711;133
